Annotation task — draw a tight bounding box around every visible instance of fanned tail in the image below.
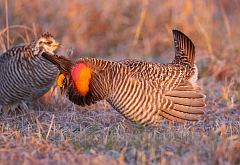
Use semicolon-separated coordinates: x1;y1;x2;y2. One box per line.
172;30;195;68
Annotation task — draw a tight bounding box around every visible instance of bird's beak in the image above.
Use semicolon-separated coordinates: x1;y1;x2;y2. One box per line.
57;43;62;48
53;43;62;48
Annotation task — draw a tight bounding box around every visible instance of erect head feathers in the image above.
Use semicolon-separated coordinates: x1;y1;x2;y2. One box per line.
42;53;74;73
56;74;66;88
71;63;92;96
56;73;71;95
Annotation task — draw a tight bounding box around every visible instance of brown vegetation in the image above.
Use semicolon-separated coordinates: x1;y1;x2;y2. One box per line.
0;0;239;164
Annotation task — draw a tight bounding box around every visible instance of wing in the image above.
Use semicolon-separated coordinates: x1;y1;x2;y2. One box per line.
158;81;205;122
109;72;204;124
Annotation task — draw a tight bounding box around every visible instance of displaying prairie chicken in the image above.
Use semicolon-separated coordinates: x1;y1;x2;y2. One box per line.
42;30;206;125
0;32;60;110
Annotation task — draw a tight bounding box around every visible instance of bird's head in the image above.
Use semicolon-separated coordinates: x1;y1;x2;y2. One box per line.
35;32;61;55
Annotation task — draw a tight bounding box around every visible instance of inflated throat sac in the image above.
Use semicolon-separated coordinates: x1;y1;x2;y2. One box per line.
71;63;92;96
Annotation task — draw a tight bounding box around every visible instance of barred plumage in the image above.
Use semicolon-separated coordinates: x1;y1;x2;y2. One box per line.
43;30;206;125
0;32;60;110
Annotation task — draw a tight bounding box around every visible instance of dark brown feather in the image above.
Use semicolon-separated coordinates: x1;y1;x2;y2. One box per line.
42;53;74;73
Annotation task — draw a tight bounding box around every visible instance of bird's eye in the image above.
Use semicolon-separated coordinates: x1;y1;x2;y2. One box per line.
45;41;52;45
63;78;66;85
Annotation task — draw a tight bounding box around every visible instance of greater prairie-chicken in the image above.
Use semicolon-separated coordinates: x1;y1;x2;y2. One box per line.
42;30;206;125
0;32;60;110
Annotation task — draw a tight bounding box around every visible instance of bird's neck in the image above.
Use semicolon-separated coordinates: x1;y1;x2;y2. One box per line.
71;63;92;96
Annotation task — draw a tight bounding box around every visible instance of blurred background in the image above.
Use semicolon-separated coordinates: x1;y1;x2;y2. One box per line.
0;0;239;101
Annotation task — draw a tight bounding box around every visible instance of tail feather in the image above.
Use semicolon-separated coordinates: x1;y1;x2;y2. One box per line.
172;30;195;68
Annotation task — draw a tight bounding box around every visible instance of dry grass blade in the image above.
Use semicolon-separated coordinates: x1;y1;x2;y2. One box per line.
46;114;55;140
4;0;9;49
133;0;149;45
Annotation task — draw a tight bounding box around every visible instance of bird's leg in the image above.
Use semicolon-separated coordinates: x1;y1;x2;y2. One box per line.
0;105;11;117
16;102;29;115
6;102;29;117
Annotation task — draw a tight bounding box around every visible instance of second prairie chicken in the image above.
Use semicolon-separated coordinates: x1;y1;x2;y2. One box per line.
42;30;206;125
0;32;60;110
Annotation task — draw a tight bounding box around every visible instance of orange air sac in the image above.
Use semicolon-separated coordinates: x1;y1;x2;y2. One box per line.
71;63;92;96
